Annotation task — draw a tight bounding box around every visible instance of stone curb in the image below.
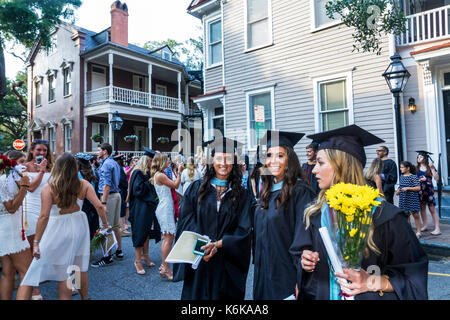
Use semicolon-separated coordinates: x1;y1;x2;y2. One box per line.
420;240;450;258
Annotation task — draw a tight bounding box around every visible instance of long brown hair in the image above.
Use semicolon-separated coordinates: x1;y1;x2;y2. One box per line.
416;155;432;177
26;141;54;171
303;149;381;256
77;159;96;184
49;153;81;209
259;146;307;211
150;153;169;184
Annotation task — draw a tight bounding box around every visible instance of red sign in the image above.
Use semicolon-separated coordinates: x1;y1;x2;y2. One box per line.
13;140;25;151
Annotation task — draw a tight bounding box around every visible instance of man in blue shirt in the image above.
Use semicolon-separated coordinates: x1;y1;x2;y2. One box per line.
92;143;124;267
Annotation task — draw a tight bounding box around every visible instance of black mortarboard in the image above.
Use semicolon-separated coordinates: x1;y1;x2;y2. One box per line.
260;130;305;149
204;137;243;156
143;147;156;158
416;150;433;158
307;124;385;167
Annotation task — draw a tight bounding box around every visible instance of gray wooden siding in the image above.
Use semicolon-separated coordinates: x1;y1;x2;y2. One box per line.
218;0;395;166
203;9;223;93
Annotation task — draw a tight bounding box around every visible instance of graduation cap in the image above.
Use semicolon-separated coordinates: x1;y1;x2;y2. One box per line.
74;152;94;164
143;147;157;158
307;124;385;167
204;137;244;156
416;150;433;158
259;130;305;149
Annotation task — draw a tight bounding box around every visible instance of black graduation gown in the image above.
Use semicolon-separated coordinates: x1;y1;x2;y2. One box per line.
128;170;161;247
302;163;320;195
253;181;317;300
82;193;99;240
173;180;255;300
292;201;429;300
118;167;128;218
382;159;398;204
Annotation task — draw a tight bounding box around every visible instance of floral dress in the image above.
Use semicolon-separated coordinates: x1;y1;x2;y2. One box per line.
417;170;436;206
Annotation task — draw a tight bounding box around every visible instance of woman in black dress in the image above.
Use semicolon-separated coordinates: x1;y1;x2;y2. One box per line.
173;137;254;300
253;131;317;300
128;149;161;275
294;125;428;300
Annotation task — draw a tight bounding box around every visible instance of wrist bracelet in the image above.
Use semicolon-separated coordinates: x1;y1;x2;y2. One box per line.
379;275;390;297
33;240;40;244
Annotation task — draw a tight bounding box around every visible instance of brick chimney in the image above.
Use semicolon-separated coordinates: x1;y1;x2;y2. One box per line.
110;1;128;47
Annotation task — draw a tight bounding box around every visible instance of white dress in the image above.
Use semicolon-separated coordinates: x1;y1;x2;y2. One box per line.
154;173;176;235
21;199;90;286
0;175;30;257
25;172;51;237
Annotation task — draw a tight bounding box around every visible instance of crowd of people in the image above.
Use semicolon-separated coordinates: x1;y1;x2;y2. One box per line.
0;124;438;300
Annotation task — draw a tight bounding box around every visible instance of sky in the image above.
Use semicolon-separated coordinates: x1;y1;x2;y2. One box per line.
4;0;202;79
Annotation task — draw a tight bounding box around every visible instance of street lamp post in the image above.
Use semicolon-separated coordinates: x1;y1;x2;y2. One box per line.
382;53;410;164
110;111;124;155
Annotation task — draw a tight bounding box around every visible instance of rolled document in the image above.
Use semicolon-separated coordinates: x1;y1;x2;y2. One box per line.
319;227;344;275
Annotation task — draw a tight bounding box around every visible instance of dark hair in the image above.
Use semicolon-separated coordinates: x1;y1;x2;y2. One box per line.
4;150;26;161
380;146;389;155
99;143;113;156
197;155;243;209
77;158;97;184
416;155;432;177
306;144;318;151
260;146;307;211
401;161;417;175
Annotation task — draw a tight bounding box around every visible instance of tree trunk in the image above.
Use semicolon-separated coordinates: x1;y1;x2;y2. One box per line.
0;46;6;100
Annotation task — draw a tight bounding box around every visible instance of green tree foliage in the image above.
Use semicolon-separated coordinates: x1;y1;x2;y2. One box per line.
325;0;406;55
143;39;183;59
0;71;27;152
0;0;82;99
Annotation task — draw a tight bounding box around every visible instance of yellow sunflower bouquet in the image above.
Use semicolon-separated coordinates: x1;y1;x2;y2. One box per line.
325;183;381;269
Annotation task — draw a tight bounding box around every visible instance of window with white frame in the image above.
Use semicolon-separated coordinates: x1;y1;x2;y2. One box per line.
318;79;350;131
64;125;72;152
48;75;56;102
155;84;167;96
208;18;222;66
212;107;225;136
35;81;42;106
48;127;55;152
63;67;72;96
312;0;338;29
162;49;172;61
247;88;274;148
92;123;110;151
245;0;272;50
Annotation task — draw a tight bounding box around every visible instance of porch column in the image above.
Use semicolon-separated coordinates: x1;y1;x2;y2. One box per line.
185;83;190;114
420;60;441;165
148;117;153;149
83;115;88;152
148;64;152;108
108;53;114;103
178;121;182;153
84;60;88;106
108;113;113;145
178;72;183;113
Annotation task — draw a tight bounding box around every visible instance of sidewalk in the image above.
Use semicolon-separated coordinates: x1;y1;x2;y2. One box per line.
418;219;450;258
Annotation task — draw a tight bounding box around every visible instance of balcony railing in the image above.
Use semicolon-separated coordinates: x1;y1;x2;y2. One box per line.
398;5;450;46
85;86;185;113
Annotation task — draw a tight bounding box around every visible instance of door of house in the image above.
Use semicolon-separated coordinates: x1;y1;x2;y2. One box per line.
443;89;450;183
134;126;149;151
92;66;107;90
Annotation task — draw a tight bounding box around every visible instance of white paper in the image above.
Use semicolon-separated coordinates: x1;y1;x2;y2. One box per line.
166;231;211;269
319;227;344;275
284;294;296;300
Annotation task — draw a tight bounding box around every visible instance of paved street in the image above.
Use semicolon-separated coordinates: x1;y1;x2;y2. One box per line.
24;235;450;300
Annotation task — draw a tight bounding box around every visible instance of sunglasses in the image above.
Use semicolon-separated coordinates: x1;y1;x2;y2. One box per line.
35;139;49;145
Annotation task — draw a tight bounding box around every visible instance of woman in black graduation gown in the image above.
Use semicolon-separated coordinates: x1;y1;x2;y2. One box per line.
173;137;254;300
128;149;161;275
253;131;317;300
293;125;428;300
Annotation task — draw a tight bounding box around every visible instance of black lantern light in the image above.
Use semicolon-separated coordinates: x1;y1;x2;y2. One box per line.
382;53;411;164
110;111;123;155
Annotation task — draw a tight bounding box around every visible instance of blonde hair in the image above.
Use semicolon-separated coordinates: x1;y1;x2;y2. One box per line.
186;156;197;181
48;153;81;209
364;157;383;182
303;149;381;256
131;156;151;177
150;153;169;184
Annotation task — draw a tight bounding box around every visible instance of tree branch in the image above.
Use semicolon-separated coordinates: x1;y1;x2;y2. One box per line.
11;81;27;109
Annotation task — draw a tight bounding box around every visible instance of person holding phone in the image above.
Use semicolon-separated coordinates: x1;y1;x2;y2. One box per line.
173;137;254;300
23;140;54;300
